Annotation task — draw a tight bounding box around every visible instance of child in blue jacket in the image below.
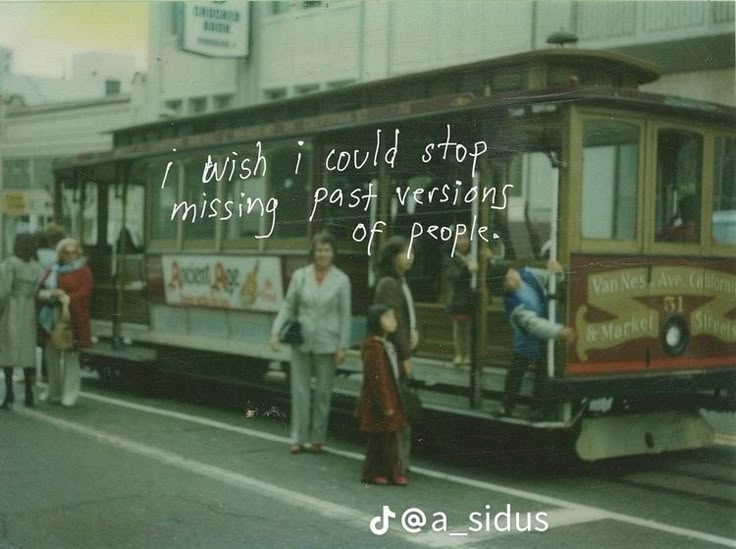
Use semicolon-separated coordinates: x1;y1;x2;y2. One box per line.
489;260;575;418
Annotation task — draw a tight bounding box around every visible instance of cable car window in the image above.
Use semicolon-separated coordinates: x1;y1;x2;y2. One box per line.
655;130;703;243
269;145;309;238
322;172;375;240
149;161;178;241
61;181;98;246
1;158;30;189
581;120;639;241
224;174;267;239
222;143;268;240
713;135;736;245
107;184;145;253
182;156;216;241
388;126;457;303
319;136;379;241
492;152;554;261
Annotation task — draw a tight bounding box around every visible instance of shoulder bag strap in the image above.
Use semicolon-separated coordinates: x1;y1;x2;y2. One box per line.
294;267;307;317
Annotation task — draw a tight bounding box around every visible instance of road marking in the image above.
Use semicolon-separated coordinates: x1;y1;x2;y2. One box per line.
415;507;609;548
715;433;736;448
77;390;736;548
19;406;593;548
17;407;425;546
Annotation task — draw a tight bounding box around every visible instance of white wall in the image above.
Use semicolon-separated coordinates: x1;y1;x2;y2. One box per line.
642;68;736;107
146;3;241;119
144;1;735;118
574;1;734;50
72;51;136;93
260;1;361;91
1;100;133;158
256;0;533;97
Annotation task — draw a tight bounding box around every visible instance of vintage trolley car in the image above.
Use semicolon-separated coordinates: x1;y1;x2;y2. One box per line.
54;46;736;460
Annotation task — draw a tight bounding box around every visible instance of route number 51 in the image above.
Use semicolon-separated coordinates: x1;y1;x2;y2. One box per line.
664;295;684;313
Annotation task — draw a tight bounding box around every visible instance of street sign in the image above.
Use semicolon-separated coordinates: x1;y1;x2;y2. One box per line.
182;1;250;58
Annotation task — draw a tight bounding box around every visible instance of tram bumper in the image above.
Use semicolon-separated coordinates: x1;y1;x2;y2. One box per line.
575;410;714;462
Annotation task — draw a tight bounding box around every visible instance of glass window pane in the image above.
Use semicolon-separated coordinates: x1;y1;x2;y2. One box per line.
2;158;31;189
33;158;54;190
182;157;216;241
60;182;99;246
655;130;703;243
319;136;375;241
491;152;554;260
270;145;309;238
713;136;736;245
150;161;178;240
581;120;639;240
220;143;269;240
224;176;267;240
107;185;145;251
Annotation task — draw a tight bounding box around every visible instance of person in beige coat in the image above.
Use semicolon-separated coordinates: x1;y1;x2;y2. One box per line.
0;234;42;409
270;231;351;454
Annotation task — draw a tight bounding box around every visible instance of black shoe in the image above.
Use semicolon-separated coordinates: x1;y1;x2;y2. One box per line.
1;392;14;410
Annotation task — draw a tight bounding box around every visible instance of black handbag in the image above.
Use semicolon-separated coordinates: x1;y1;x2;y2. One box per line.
278;319;303;345
278;269;306;345
399;377;423;425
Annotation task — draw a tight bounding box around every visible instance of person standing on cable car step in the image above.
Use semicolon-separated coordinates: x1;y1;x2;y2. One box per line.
270;230;351;455
37;238;93;407
445;228;477;367
487;259;575;419
0;234;42;409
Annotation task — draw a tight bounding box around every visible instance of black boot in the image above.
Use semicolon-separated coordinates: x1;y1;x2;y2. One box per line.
1;368;14;410
24;368;35;408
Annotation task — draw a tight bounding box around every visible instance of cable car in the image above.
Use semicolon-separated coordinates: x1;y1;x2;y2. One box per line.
53;45;736;460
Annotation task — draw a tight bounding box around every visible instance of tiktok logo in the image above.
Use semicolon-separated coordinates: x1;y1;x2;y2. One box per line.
369;505;396;536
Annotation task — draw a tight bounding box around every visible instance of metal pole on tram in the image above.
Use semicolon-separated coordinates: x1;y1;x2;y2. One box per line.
367;177;378;288
77;171;86;248
470;169;481;408
113;164;128;349
546;153;562;379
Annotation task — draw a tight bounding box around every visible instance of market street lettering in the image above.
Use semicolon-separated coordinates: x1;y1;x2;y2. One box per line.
576;266;736;360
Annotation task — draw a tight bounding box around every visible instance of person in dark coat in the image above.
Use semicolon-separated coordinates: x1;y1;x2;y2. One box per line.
445;228;477;366
358;304;409;486
374;236;417;371
38;237;93;407
374;236;416;475
0;234;41;409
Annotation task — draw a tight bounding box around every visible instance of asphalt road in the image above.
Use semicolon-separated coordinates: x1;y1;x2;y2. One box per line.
2;376;735;549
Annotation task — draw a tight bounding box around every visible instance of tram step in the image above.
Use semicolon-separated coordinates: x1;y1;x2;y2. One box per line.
82;341;158;363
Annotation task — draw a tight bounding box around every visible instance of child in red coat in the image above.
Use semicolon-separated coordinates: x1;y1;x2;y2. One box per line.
357;304;409;486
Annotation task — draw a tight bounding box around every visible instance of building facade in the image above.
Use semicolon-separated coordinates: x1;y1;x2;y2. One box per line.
0;44;146;253
144;0;735;120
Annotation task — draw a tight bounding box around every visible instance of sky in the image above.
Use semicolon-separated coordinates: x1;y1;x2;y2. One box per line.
0;1;148;78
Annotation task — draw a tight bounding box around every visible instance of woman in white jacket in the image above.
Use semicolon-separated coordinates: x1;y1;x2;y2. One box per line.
270;231;351;454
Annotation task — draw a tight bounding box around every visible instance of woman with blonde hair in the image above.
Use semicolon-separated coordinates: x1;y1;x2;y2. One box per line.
270;231;351;454
38;237;93;407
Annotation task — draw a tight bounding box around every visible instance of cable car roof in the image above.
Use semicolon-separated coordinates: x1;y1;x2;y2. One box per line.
53;48;735;171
